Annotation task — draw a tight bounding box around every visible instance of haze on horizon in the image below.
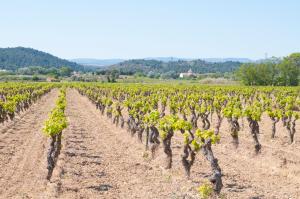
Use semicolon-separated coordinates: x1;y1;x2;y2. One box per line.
0;0;299;60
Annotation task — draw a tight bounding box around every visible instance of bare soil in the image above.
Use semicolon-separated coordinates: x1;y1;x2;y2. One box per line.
0;89;59;198
0;89;299;199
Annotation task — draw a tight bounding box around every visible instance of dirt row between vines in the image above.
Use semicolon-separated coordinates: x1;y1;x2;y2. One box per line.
0;89;59;198
0;89;299;198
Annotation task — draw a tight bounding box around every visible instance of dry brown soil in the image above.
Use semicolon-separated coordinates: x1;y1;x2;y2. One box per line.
0;89;299;199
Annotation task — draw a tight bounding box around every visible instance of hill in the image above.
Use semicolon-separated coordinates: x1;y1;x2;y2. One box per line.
0;47;83;71
71;58;124;67
203;58;253;63
72;57;252;67
143;57;191;62
144;57;252;63
107;59;242;75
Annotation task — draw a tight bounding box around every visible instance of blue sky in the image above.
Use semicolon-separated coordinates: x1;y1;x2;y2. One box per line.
0;0;299;59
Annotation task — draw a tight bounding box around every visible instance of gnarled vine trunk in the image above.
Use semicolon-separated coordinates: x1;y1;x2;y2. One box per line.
137;126;144;143
54;132;62;158
248;118;261;153
201;114;210;130
181;130;195;178
201;140;223;194
190;110;199;129
149;126;160;158
120;115;125;128
271;118;279;138
182;144;196;178
286;117;296;144
145;127;150;150
47;132;63;180
101;105;105;115
228;117;239;148
160;104;166;117
162;130;174;169
214;114;223;136
47;135;56;180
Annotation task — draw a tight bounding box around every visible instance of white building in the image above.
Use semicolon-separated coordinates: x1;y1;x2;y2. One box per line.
179;68;196;78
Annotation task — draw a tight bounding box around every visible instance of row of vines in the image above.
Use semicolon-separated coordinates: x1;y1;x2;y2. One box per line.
74;83;300;194
0;83;68;181
0;82;67;180
0;83;54;123
42;87;67;180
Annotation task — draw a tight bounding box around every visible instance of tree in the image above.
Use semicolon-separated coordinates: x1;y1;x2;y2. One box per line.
59;66;72;77
32;75;39;81
255;62;278;85
236;53;300;86
160;71;178;79
278;53;300;86
105;69;119;83
236;63;257;85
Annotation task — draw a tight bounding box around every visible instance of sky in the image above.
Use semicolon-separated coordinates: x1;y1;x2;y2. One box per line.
0;0;299;60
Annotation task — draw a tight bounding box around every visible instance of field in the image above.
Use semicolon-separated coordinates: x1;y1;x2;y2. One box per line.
0;82;299;199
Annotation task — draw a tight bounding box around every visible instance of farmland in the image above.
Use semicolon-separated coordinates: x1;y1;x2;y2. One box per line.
0;82;299;198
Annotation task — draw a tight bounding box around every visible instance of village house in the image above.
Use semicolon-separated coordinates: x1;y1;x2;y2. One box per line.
179;68;196;78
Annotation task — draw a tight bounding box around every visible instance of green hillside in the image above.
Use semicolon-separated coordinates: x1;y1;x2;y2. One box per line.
107;59;242;75
0;47;83;71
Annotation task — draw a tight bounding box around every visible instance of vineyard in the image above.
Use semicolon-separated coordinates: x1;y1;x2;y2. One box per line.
0;82;299;198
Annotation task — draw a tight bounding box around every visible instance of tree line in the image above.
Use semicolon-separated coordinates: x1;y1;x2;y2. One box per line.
108;59;242;75
236;53;300;86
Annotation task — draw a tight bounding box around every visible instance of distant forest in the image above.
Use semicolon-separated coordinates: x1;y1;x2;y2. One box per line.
0;47;83;71
106;59;242;75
